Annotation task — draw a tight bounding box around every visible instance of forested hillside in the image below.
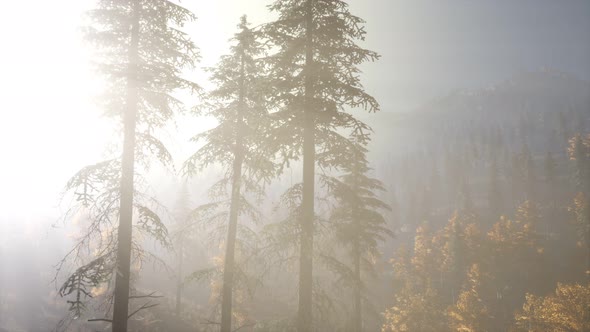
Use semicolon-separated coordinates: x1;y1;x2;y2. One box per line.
370;70;590;331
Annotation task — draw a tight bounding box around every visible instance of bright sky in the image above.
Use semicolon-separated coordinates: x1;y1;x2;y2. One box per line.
1;0;589;234
0;1;102;223
0;1;275;229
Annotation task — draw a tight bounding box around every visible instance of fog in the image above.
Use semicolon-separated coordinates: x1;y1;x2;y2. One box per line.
0;0;589;331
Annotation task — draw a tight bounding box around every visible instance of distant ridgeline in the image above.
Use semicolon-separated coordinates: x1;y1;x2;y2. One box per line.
364;69;590;249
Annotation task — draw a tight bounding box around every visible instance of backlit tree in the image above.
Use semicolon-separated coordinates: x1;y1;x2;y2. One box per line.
262;1;379;329
58;1;199;330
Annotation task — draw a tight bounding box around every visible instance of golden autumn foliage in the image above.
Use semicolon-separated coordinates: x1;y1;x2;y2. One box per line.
382;203;554;332
381;286;448;332
514;283;590;331
448;264;494;332
567;134;590;161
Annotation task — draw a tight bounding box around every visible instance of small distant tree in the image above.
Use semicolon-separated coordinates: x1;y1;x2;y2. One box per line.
571;193;590;279
488;155;503;217
57;0;199;330
440;212;468;303
486;201;545;327
568;134;590;194
382;224;449;332
510;145;537;205
558;111;570;144
567;134;590;280
518;145;537;201
448;264;494;332
543;151;558;234
381;286;448;332
182;16;273;332
543;151;557;189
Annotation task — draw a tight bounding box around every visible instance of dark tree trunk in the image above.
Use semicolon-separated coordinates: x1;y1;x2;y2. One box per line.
175;235;184;316
298;1;315;331
586;219;590;283
220;47;246;332
112;2;140;331
352;160;362;332
353;238;362;332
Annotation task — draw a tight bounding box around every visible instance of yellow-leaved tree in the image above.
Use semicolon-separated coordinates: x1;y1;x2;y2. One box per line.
514;282;590;331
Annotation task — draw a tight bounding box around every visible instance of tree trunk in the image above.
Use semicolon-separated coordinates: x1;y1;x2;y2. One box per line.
586;219;590;283
112;2;140;331
353;238;362;332
220;46;246;332
298;1;315;332
352;160;362;332
175;235;184;316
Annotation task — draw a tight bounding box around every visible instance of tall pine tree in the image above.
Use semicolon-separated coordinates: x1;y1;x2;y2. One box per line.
182;16;273;332
59;1;199;330
262;1;379;329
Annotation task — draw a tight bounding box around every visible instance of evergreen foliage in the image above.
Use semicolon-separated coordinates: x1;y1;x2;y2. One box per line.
57;0;199;328
182;16;272;332
322;143;392;331
261;1;379;329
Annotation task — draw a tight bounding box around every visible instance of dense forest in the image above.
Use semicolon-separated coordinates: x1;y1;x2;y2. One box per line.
1;0;589;332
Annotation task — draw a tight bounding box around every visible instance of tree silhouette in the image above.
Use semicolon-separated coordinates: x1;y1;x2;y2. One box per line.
383;237;448;332
58;1;199;330
171;181;191;316
488;155;503;218
322;143;391;332
568;134;590;194
182;15;273;332
571;193;590;280
262;1;379;329
449;264;494;332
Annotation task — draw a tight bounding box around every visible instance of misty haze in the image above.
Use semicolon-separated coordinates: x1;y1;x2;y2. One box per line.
1;1;589;332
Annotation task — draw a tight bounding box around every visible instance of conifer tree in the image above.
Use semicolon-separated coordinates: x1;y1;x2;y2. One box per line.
322;143;391;332
543;151;558;234
567;134;590;280
262;1;379;330
458;176;475;215
571;193;590;279
558;111;570;144
58;1;199;330
519;145;537;201
486;202;545;326
381;286;448;332
568;134;590;194
172;182;191;316
383;226;448;332
543;151;557;189
443;212;467;303
488;155;503;218
449;264;494;332
182;16;273;332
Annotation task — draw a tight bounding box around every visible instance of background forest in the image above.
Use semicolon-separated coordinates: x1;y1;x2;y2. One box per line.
0;1;589;332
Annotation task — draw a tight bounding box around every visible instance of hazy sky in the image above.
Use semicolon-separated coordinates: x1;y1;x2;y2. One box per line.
358;0;590;111
0;0;589;224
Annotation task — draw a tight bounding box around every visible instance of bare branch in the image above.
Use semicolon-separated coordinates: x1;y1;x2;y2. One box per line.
128;302;159;320
200;318;221;325
233;323;256;332
88;318;113;323
128;291;163;300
